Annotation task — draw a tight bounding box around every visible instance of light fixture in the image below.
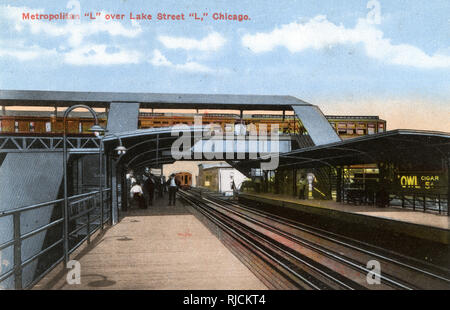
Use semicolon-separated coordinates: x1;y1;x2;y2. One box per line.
115;145;127;155
111;134;126;156
89;124;106;137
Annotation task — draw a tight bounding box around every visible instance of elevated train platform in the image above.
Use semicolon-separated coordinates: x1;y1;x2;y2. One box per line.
0;90;448;290
235;129;450;247
33;198;267;290
239;193;449;231
238;192;450;246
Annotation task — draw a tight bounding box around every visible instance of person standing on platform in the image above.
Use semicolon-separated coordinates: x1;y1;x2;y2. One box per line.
130;182;146;209
158;176;165;198
144;173;156;206
162;175;167;194
167;174;180;206
306;173;316;199
126;169;134;181
298;175;307;200
126;170;135;201
231;178;239;200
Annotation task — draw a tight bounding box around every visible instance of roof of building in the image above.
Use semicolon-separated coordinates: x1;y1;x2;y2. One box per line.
1;110;107;118
325;115;382;121
198;162;232;170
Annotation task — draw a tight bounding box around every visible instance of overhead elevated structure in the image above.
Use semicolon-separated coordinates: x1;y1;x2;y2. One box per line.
0;89;311;110
0;90;343;212
0;90;343;222
0;89;341;148
0;89;344;289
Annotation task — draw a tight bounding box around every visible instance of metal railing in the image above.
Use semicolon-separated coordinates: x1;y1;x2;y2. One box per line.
0;188;111;289
390;192;449;216
339;188;449;216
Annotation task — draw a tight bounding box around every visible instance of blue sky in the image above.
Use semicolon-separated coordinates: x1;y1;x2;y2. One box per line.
0;0;449;131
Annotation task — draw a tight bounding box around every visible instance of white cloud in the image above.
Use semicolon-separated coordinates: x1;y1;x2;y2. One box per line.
150;49;173;67
0;39;58;61
64;45;142;65
150;49;214;73
0;5;143;66
242;15;450;69
1;5;142;47
178;61;214;73
0;38;142;66
158;32;226;52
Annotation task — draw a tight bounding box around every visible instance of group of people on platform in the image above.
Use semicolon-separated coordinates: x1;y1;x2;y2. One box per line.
126;168;181;209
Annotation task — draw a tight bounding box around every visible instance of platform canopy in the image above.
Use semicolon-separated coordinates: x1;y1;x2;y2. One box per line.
0;89;308;110
103;126;293;170
103;127;196;169
234;129;450;170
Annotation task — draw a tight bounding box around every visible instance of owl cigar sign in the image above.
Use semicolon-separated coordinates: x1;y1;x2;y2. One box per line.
397;174;441;190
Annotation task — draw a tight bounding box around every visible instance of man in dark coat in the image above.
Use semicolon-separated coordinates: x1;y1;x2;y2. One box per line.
144;173;156;206
166;174;180;206
298;175;307;200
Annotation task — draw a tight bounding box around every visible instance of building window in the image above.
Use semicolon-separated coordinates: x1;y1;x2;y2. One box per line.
45;122;52;132
29;122;35;132
14;121;19;133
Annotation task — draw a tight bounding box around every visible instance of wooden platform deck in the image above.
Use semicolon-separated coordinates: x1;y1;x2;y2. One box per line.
33;198;267;290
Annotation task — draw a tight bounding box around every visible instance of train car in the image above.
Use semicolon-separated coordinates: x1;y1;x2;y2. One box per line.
0;110;302;135
0;114;106;135
1;111;386;140
138;112;303;134
175;172;192;190
325;115;387;139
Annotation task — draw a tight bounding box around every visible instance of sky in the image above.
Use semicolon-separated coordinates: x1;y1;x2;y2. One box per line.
0;0;449;131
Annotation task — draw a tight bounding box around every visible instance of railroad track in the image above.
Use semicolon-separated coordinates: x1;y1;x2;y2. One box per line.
179;189;450;290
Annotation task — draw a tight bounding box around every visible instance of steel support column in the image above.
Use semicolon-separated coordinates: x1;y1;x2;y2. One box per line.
111;158;119;225
63;104;102;266
336;167;342;202
447;157;449;215
13;213;22;289
99;138;104;230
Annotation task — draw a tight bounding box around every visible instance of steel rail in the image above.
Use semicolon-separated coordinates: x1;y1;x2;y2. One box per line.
180;192;323;289
228;195;450;281
199;194;413;290
180;190;362;290
201;190;450;285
